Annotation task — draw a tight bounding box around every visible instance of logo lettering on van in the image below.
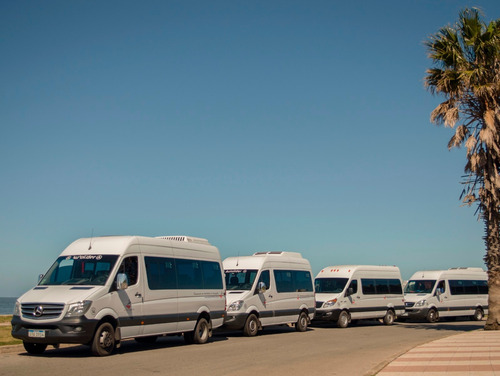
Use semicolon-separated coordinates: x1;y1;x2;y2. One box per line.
66;255;104;260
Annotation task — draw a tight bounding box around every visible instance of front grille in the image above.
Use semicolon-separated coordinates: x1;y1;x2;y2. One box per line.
405;302;415;308
21;303;64;319
316;301;324;309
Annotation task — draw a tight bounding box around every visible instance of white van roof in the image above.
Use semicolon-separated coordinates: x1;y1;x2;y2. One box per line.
315;265;401;279
155;235;210;245
223;251;311;271
409;267;487;280
61;235;217;257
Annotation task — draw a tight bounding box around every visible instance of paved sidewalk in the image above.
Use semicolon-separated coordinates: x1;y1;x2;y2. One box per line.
377;329;500;375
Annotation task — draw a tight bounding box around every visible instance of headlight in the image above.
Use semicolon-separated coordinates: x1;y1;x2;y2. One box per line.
414;299;427;307
65;301;92;317
227;300;244;312
13;301;20;316
323;298;338;308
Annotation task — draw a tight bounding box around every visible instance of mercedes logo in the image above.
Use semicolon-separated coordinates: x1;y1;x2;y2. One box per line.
34;306;44;317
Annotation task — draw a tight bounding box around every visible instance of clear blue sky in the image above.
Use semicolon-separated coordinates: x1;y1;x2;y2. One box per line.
1;1;499;298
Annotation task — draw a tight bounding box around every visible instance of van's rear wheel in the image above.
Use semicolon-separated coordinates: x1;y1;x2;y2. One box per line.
426;308;439;323
91;322;115;356
337;311;350;328
295;311;308;332
472;308;484;321
243;314;259;337
383;310;395;325
23;342;47;355
185;317;211;344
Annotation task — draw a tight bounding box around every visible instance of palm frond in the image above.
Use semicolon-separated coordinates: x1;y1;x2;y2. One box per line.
448;125;468;149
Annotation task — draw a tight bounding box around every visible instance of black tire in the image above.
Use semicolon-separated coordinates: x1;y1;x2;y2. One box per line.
91;322;116;356
337;311;350;328
383;310;395;325
243;314;259;337
426;308;439;323
23;342;47;355
295;311;308;332
471;308;484;321
186;318;210;345
135;335;158;344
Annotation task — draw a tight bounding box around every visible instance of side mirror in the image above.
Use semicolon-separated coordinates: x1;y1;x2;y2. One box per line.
346;287;354;297
435;288;442;296
116;273;129;290
257;281;267;294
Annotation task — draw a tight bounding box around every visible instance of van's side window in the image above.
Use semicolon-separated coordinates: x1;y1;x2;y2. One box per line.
145;256;177;290
449;279;489;295
436;280;446;293
274;270;313;293
258;270;270;290
201;261;223;289
176;259;203;289
119;256;138;286
361;279;402;295
348;280;358;294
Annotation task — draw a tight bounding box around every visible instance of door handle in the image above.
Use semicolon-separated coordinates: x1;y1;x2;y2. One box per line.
135;292;142;298
268;295;273;298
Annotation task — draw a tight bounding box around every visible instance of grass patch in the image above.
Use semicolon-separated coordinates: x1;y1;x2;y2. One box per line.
0;315;13;324
0;318;21;346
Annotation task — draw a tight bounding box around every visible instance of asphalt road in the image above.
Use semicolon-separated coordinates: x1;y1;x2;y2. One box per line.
0;320;485;376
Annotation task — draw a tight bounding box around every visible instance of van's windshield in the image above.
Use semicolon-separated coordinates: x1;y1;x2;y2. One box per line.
404;280;436;294
39;255;119;286
225;269;258;290
315;278;349;293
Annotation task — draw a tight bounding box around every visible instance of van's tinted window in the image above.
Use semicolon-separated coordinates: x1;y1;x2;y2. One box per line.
146;257;223;290
404;280;436;294
39;255;118;286
201;261;223;289
174;259;203;289
348;279;358;294
315;278;348;293
225;269;258;290
449;280;488;295
118;256;139;286
274;270;313;293
361;279;402;295
145;257;177;289
258;270;270;291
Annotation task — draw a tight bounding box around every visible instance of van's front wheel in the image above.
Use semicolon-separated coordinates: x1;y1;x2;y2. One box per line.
243;314;259;337
91;322;116;356
426;308;439;323
23;342;47;355
337;311;350;328
295;311;308;332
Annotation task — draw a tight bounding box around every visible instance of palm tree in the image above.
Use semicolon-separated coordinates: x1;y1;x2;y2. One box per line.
425;8;500;330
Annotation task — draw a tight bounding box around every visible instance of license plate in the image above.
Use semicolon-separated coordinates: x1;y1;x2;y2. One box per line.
28;330;45;338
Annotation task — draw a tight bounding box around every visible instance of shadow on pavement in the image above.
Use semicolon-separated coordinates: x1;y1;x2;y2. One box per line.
18;333;229;358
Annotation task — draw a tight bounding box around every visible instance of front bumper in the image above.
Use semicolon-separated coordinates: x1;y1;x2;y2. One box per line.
11;315;99;345
313;308;342;321
223;312;248;330
402;307;431;320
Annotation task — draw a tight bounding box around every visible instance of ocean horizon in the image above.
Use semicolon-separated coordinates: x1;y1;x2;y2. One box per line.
0;297;17;315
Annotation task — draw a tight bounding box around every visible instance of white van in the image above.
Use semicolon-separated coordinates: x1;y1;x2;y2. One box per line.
11;235;226;356
314;265;405;328
403;267;488;322
223;251;315;336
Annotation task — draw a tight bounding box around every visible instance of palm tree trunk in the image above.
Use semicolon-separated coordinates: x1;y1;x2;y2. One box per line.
483;199;500;330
